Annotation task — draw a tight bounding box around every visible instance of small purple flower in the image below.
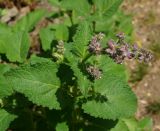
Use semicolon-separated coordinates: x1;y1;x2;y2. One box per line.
114;55;125;64
116;32;125;40
86;66;102;79
88;41;102;54
88;33;104;55
133;43;138;51
108;40;116;50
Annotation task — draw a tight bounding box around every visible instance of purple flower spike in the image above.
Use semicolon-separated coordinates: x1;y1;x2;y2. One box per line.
116;32;125;40
104;33;153;64
86;66;102;79
133;43;138;51
108;40;115;50
88;33;104;55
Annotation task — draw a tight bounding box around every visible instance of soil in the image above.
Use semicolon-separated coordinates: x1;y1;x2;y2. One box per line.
123;0;160;130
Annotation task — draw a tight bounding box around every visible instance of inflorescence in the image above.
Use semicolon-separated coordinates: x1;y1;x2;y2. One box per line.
86;65;102;79
88;32;153;64
88;33;104;55
87;32;153;79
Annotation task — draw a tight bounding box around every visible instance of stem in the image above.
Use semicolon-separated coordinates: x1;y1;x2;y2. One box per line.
92;4;96;32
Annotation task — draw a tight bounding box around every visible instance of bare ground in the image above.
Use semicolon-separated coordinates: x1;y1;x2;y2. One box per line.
124;0;160;130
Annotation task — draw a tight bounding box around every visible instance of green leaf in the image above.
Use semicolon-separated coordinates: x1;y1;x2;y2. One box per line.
1;31;30;62
51;24;69;41
61;0;91;16
29;55;53;65
72;22;92;59
111;121;130;131
0;64;10;75
93;0;124;31
0;64;13;98
93;0;123;18
64;46;91;95
0;76;13;99
39;27;55;51
111;117;153;131
138;117;152;130
0;23;11;54
72;63;90;96
13;9;46;32
4;62;61;110
0;23;30;62
56;122;69;131
111;120;129;131
103;0;123;18
64;48;90;95
82;56;137;119
0;109;17;131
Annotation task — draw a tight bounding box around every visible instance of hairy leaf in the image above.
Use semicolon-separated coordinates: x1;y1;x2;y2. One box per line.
0;109;17;131
82;56;137;119
72;22;92;59
0;76;13;99
61;0;90;16
64;46;91;95
93;0;123;19
72;63;90;96
93;0;124;32
0;64;13;98
4;62;61;109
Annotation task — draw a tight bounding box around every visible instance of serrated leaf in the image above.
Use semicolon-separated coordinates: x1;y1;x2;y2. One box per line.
0;109;17;131
4;62;61;110
64;49;90;95
0;64;13;98
0;76;13;99
72;63;90;96
93;0;123;18
13;9;46;32
39;27;55;51
82;56;137;119
103;0;123;18
0;64;10;75
61;0;90;16
50;24;69;41
56;122;69;131
93;0;124;32
72;22;92;59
